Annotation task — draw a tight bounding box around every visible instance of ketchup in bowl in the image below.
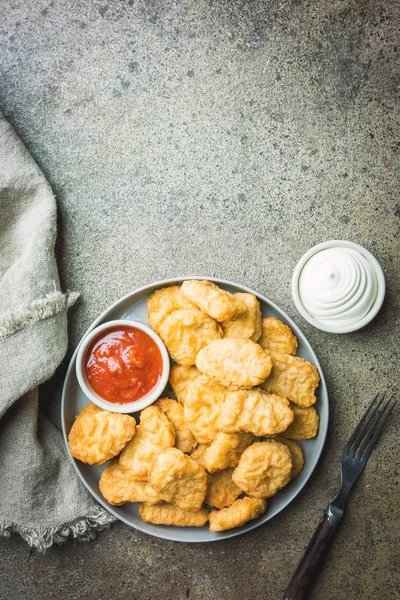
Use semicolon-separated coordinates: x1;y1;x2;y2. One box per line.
85;326;163;404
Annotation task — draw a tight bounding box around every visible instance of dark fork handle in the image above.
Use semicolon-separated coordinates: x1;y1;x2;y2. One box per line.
281;509;342;600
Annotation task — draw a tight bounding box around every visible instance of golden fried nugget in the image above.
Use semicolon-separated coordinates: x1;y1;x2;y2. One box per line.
209;497;267;533
233;441;292;498
146;286;195;334
203;432;255;472
119;406;175;479
222;293;262;342
155;397;197;453
99;460;166;505
218;389;294;437
281;404;319;439
159;308;222;367
262;352;320;407
68;403;136;465
181;280;246;322
184;375;227;444
259;317;298;355
205;469;242;509
149;448;207;512
139;503;208;527
196;338;272;388
273;437;304;479
169;364;201;405
189;444;210;468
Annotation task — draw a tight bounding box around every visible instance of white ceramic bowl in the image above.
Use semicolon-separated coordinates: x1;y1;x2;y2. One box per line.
75;319;170;413
291;240;386;333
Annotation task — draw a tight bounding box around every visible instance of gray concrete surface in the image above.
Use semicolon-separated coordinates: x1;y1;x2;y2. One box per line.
1;0;399;598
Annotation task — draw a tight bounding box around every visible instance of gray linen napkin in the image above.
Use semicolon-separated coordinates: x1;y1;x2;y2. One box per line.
0;113;115;550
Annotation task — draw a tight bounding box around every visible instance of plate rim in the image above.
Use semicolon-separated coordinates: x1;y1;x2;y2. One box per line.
61;276;329;542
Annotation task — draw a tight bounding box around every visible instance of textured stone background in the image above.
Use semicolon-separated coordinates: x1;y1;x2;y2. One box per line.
0;1;399;598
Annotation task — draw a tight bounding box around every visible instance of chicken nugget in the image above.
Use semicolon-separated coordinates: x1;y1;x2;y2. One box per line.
146;286;196;334
181;280;246;322
155;397;197;453
203;432;255;472
189;444;210;469
99;460;166;505
159;308;222;367
262;351;319;408
196;338;272;388
221;293;262;342
119;406;175;479
206;469;242;509
258;317;298;355
149;448;207;512
68;403;136;465
139;503;208;527
209;497;267;533
218;389;294;437
169;364;201;405
272;437;304;479
233;441;292;498
184;375;227;444
281;404;319;439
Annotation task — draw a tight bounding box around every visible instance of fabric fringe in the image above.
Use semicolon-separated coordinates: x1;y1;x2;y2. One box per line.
0;506;117;552
0;290;80;339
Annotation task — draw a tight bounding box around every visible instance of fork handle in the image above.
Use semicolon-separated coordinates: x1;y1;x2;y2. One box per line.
281;507;343;600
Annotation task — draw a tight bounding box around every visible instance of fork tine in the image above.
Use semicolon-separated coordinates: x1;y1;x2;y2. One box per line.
351;394;389;458
344;393;385;455
355;397;396;462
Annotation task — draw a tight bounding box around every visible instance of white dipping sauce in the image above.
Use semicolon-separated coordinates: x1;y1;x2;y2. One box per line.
298;247;378;328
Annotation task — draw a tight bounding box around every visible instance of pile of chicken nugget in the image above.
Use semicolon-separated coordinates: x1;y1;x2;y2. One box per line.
69;280;320;533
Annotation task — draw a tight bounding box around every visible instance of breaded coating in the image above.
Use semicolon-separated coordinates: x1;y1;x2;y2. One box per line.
119;406;175;480
203;432;255;472
273;437;304;479
181;280;246;322
146;285;195;334
189;444;210;469
281;404;319;439
205;469;242;509
169;364;201;405
218;389;294;437
99;460;166;506
159;307;222;367
262;351;320;408
209;497;267;533
149;448;207;512
233;441;292;498
68;403;136;465
139;503;208;527
222;293;262;342
259;317;298;355
196;338;272;388
184;375;227;444
155;397;197;454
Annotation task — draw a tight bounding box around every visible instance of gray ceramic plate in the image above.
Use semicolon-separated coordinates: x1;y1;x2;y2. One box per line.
62;277;329;542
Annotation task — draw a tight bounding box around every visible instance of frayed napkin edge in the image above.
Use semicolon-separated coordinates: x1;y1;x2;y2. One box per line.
0;505;117;552
0;290;80;339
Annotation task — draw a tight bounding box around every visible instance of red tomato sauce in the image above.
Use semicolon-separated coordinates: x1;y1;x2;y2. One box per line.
85;326;163;404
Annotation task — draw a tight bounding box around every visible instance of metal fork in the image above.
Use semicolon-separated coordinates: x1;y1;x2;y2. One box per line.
282;392;396;600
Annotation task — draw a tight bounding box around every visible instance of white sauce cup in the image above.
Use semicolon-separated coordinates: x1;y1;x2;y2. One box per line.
291;240;386;333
